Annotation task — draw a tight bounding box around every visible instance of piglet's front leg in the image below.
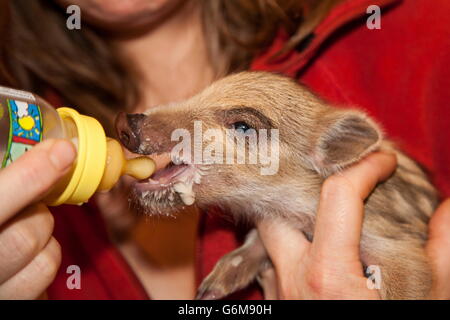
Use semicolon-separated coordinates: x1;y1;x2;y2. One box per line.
197;229;271;300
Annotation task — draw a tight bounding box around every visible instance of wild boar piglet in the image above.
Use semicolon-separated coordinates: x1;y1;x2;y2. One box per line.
116;71;439;299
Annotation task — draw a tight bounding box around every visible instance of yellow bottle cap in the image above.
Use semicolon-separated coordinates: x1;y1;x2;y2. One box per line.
47;107;107;206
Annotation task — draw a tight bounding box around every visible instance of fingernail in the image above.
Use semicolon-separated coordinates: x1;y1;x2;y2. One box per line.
49;140;76;171
196;290;219;300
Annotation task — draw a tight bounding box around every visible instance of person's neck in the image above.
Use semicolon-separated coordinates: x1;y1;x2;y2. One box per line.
114;1;214;112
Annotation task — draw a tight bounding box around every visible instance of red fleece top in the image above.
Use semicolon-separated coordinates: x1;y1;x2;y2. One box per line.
47;0;450;299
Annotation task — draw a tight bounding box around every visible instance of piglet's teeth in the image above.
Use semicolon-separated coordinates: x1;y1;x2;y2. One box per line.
194;172;202;184
173;182;191;194
171;155;180;165
180;193;195;206
172;153;186;165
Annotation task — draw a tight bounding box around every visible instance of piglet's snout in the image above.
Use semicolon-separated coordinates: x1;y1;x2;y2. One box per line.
115;112;146;153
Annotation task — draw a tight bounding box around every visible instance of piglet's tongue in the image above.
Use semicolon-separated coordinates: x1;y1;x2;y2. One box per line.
150;164;188;184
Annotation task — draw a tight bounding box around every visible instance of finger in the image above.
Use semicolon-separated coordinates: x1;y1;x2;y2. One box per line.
428;199;450;247
257;266;279;300
312;152;397;263
0;204;54;284
426;199;450;298
258;219;310;273
0;139;76;225
0;237;61;300
336;151;398;200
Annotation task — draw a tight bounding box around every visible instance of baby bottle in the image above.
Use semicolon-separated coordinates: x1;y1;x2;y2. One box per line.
0;86;155;206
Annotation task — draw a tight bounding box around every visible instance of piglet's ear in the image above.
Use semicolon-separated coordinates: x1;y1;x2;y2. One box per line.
310;110;382;176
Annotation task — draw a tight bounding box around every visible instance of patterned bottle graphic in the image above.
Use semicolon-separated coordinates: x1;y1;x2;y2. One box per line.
1;99;43;167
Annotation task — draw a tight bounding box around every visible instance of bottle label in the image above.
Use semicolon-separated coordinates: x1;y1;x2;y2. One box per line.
1;99;43;167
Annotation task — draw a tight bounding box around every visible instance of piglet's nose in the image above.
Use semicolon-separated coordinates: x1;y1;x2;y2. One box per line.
115;112;146;153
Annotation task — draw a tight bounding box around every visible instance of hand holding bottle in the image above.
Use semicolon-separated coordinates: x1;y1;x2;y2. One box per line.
0;86;156;206
0;139;75;299
0;86;156;299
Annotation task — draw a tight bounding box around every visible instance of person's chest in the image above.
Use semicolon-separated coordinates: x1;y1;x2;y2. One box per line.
125;207;200;299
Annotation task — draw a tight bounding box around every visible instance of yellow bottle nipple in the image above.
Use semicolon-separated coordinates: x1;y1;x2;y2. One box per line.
97;138;156;192
46;107;156;206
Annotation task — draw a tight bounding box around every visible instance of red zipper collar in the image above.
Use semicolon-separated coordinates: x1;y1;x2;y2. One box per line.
251;0;401;76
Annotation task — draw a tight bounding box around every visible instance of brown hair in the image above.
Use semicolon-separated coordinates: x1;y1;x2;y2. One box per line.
0;0;337;133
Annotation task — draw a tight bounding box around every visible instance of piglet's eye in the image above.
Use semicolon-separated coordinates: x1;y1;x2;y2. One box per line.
232;121;252;133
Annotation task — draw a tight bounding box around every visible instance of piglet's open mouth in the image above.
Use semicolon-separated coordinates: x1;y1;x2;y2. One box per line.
133;153;205;206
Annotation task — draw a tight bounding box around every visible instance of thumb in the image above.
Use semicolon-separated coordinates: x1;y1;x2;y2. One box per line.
426;199;450;298
257;219;310;272
0;139;76;225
